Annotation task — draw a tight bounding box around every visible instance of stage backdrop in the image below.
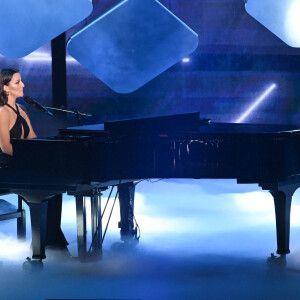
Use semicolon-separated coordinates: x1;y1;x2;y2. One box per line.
1;0;300;136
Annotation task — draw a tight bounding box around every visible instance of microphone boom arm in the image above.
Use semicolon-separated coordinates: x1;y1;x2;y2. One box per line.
45;106;92;125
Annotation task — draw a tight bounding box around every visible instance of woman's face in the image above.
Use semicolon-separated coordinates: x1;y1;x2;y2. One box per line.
5;72;25;99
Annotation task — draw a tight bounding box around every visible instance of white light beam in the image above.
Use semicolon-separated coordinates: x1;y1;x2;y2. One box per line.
235;83;277;123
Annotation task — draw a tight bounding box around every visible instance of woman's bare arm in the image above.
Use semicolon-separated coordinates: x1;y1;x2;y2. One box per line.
0;108;13;155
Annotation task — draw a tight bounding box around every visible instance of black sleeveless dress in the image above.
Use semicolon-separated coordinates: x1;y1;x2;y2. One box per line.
0;104;30;167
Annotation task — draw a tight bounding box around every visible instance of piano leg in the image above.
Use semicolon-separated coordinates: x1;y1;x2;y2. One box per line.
46;194;68;247
16;191;68;260
17;195;26;240
267;183;300;255
28;201;48;260
118;182;137;242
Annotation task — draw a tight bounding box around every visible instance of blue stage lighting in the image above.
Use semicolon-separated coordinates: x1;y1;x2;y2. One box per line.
0;0;92;58
245;0;300;47
235;83;277;123
67;0;198;93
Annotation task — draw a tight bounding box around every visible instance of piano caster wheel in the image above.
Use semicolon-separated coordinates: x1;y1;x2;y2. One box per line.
267;253;287;268
22;257;44;273
113;235;139;253
121;235;139;246
120;228;139;245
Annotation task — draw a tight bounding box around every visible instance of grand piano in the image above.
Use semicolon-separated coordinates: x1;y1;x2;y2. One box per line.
1;112;300;260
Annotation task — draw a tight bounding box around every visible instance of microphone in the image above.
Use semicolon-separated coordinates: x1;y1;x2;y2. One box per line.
23;96;53;116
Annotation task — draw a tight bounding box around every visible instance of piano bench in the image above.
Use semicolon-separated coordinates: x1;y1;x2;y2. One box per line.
0;191;26;240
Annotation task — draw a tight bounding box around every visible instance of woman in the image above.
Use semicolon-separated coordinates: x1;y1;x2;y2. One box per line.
0;68;36;166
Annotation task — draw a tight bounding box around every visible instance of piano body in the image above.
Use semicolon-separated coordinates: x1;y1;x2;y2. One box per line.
1;112;300;260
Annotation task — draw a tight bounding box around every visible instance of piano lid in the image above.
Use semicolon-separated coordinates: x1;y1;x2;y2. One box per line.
58;112;300;137
58;123;105;137
59;112;206;136
104;112;206;134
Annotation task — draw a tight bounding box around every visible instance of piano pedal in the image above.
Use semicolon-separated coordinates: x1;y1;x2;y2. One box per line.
267;253;287;268
22;257;44;273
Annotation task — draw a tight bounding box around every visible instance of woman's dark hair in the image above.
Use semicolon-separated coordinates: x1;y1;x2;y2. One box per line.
0;68;19;106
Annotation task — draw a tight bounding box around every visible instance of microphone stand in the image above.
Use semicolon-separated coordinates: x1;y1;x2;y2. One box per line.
45;106;92;126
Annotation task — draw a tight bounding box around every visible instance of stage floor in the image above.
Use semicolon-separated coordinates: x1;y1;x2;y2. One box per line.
1;179;300;299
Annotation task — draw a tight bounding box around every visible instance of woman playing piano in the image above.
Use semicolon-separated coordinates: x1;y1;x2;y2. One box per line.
0;68;36;166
